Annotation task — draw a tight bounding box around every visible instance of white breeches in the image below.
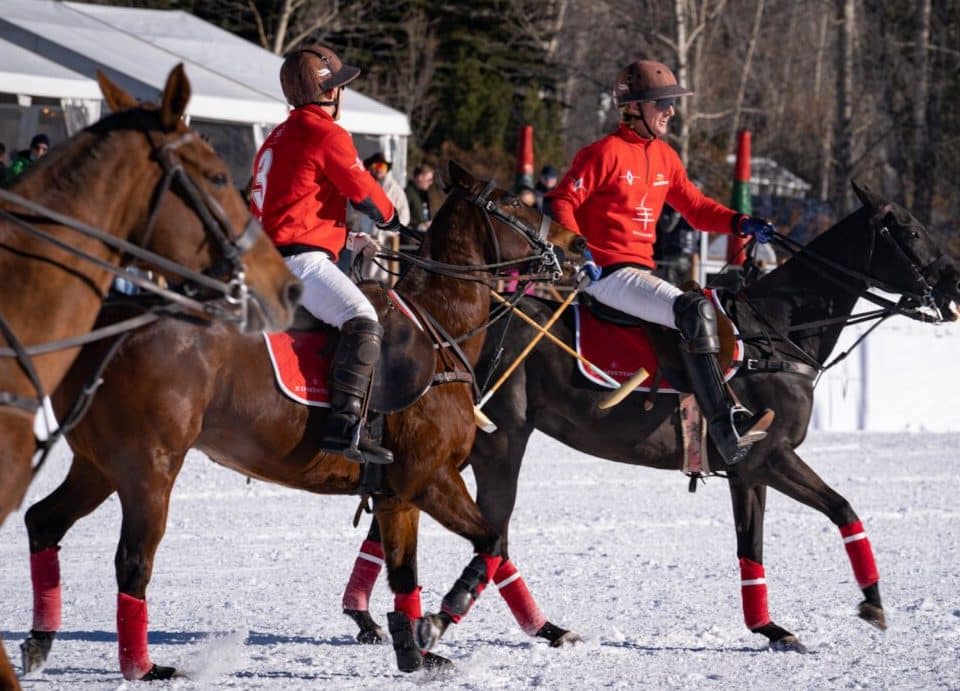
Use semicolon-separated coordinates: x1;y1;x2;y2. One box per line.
284;251;377;327
582;266;683;329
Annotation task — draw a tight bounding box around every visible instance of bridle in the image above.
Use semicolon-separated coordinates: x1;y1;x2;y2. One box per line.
0;124;262;421
765;204;946;322
388;179;564;286
735;204;953;379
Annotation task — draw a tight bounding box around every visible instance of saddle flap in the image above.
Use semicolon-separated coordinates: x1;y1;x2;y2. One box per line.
576;289;742;393
263;283;436;413
363;284;437;414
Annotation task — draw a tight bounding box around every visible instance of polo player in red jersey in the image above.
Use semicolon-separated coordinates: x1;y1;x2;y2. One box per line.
250;45;403;465
550;60;776;464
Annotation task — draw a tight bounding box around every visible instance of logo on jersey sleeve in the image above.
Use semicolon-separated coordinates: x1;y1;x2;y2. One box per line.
250;148;273;214
653;172;668;187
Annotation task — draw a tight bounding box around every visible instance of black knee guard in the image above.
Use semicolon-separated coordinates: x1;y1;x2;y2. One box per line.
673;291;720;354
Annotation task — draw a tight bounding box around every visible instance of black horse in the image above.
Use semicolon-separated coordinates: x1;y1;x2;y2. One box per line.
343;180;959;652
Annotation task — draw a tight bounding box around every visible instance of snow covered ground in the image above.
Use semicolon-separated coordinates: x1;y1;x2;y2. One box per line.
2;430;958;690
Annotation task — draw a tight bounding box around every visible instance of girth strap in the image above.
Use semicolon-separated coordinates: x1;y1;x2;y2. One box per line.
744;358;818;379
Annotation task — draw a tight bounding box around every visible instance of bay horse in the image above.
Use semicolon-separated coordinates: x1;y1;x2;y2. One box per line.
18;162;585;680
342;180;960;652
0;66;299;689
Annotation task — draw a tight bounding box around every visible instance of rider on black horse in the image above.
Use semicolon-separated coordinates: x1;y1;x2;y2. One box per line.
550;59;776;464
250;45;404;465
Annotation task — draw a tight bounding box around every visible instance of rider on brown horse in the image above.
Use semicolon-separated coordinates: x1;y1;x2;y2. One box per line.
550;59;775;464
250;45;405;465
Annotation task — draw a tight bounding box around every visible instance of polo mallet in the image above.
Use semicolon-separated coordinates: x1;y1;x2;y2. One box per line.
474;287;581;433
488;291;648;412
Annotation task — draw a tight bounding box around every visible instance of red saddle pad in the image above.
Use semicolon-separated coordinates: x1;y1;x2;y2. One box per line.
264;330;333;407
264;290;424;407
575;289;742;394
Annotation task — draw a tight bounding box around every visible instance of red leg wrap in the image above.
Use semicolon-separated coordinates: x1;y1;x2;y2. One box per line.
493;560;546;635
394;586;422;621
441;554;502;623
117;593;153;680
739;558;771;630
342;539;384;611
840;521;879;588
30;546;62;631
30;547;62;632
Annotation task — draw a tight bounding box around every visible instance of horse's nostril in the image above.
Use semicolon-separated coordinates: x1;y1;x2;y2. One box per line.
571;236;587;255
285;280;303;309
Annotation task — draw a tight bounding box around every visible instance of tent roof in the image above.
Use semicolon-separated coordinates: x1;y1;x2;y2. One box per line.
0;0;410;136
0;36;101;100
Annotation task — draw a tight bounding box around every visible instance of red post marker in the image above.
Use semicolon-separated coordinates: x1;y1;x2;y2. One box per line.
515;124;534;192
727;129;752;266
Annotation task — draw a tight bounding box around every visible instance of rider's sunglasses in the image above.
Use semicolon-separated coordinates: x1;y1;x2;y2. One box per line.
652;97;677;111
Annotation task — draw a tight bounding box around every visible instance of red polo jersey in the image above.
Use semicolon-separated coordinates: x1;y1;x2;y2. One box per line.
550;124;738;269
249;105;394;260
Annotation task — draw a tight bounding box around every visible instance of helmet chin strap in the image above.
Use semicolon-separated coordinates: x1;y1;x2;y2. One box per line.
620;107;657;139
315;88;342;119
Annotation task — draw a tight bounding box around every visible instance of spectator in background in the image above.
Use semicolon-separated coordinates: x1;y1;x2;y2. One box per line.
356;152;410;281
4;133;50;185
405;164;436;231
534;164;558;214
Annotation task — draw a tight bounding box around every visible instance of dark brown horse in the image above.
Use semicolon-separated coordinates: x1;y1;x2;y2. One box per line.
19;162;584;680
0;67;299;689
342;181;960;651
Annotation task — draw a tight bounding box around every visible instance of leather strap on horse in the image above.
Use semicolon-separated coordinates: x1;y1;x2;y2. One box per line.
398;295;479;401
743;358;819;379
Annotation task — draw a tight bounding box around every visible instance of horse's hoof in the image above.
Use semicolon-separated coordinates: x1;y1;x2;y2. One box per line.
387;611;423;673
20;630;55;673
344;609;387;644
858;601;887;630
770;635;807;653
422;652;453;670
535;622;582;648
140;663;180;681
415;613;446;652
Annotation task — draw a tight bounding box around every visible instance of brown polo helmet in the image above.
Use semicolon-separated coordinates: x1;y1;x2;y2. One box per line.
280;45;360;107
614;60;693;106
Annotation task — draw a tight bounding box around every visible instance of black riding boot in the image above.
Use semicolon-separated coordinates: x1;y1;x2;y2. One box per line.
674;292;774;465
319;317;393;465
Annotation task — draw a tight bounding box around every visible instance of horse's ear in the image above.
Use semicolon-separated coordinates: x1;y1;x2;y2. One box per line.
160;64;191;131
97;70;138;114
850;178;885;212
447;160;474;189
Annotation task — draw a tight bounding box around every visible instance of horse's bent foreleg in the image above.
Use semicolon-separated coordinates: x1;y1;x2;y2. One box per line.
766;447;885;630
728;477;805;652
409;469;503;652
112;456;183;682
471;428;574;645
21;454;115;673
342;517;386;643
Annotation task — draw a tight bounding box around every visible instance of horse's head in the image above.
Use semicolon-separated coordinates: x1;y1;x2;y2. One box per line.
95;65;300;332
441;160;586;280
852;179;959;321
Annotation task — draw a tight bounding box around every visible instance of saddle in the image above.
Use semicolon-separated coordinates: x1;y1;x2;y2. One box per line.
268;283;439;413
575;287;742;394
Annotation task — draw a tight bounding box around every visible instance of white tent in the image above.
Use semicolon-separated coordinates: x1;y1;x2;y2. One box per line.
0;0;410;182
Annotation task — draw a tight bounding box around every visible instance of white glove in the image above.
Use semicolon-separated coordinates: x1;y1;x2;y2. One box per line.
346;231;381;259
